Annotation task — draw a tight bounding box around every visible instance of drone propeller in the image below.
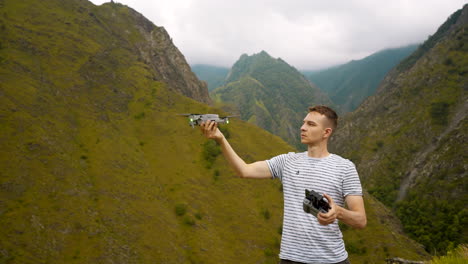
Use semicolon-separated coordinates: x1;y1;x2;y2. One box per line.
177;113;201;116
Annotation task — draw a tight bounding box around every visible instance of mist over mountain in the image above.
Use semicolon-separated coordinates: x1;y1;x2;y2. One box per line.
303;44;418;113
191;64;229;91
331;4;468;254
211;51;332;150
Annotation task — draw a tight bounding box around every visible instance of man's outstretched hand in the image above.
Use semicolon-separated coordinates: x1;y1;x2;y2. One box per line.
200;121;224;141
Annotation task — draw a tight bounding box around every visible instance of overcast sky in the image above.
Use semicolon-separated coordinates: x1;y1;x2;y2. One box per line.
89;0;466;70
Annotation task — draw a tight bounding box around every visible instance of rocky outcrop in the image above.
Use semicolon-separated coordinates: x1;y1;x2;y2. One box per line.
386;258;425;264
124;6;211;104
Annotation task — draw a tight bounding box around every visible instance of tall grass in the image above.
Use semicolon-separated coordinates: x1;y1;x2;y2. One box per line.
429;245;467;264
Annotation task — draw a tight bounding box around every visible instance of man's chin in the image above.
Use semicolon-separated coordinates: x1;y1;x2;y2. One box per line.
301;138;319;145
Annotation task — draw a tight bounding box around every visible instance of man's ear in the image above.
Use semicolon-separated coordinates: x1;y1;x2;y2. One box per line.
323;128;333;139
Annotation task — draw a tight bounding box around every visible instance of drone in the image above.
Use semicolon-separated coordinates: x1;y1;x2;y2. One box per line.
178;114;238;128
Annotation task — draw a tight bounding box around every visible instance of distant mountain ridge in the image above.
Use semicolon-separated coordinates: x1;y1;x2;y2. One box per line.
303;44;418;112
331;4;468;254
211;51;332;150
191;64;229;91
193;45;419;114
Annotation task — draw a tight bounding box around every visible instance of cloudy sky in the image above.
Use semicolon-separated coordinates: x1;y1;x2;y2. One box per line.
89;0;466;70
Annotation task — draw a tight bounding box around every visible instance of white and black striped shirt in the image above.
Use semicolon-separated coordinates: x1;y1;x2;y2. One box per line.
267;152;362;264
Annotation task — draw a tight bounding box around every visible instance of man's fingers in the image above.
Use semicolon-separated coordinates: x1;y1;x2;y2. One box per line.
317;214;331;225
199;121;216;138
206;120;213;130
207;121;218;134
209;120;217;130
200;121;206;133
318;212;331;220
323;193;334;205
317;194;337;226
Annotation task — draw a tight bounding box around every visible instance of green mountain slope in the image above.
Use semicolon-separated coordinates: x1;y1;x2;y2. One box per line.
191;64;229;91
0;0;430;263
0;1;293;262
0;0;210;105
211;51;332;150
303;45;418;113
330;4;468;255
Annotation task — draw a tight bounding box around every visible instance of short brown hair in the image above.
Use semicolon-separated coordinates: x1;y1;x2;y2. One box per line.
308;105;338;130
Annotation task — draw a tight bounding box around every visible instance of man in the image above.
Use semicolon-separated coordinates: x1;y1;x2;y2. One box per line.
200;105;366;264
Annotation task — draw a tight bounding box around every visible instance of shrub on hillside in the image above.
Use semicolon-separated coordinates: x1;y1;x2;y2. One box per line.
202;140;221;168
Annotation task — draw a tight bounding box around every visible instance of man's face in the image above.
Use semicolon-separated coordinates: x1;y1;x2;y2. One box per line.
300;112;332;145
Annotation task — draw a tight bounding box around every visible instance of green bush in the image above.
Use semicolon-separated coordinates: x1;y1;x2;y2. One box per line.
430;102;450;126
175;204;187;216
345;241;367;255
396;197;467;255
263;247;275;257
219;125;231;139
213;169;220;181
134;112;145;119
183;216;195;226
195;212;203;220
202;140;221;168
261;209;271;220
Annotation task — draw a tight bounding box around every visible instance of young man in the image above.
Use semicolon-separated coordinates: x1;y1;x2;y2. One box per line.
200;105;366;264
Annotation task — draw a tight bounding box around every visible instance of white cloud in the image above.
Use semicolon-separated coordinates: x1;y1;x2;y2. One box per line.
89;0;466;70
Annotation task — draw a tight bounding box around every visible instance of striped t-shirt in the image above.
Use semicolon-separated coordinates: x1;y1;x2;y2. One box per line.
266;152;362;263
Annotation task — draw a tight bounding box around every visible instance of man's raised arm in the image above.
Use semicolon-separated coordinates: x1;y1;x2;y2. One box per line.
200;121;272;179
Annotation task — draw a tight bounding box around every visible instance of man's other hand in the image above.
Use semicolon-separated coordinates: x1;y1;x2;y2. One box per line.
317;193;339;225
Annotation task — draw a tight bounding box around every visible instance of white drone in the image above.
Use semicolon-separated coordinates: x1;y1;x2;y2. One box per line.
178;114;238;128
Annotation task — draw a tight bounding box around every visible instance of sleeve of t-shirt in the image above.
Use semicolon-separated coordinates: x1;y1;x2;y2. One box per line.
266;152;294;181
342;161;363;197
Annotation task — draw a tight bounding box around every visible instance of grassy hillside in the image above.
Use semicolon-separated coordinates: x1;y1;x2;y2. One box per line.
0;0;431;263
0;1;292;262
331;5;468;255
0;82;295;263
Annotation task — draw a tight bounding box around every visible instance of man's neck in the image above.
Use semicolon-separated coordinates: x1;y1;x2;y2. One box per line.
307;143;330;158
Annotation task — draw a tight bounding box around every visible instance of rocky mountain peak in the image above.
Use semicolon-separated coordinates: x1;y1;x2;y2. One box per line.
114;3;212;104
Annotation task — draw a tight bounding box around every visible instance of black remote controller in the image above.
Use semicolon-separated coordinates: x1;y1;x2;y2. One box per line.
303;189;331;217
